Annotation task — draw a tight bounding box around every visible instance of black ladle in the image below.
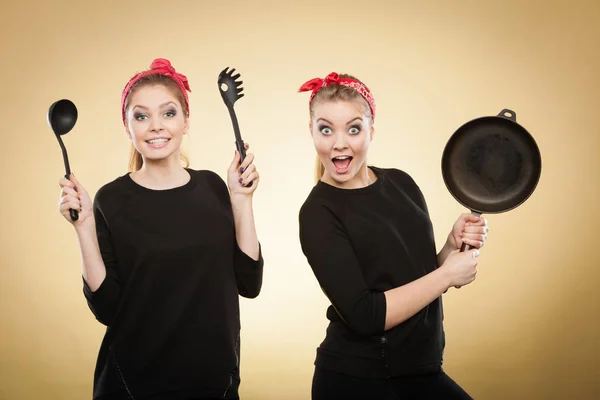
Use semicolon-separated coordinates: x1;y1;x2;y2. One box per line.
47;99;79;221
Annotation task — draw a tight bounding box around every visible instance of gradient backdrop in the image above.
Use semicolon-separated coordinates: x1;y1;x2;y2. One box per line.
1;1;599;399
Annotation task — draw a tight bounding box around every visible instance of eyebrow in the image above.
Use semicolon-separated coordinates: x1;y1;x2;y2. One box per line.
316;117;363;125
132;101;178;110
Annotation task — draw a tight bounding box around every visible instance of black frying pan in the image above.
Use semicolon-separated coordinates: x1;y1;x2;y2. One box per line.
442;109;542;252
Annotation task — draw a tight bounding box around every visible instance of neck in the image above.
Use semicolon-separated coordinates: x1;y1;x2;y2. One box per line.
132;153;190;190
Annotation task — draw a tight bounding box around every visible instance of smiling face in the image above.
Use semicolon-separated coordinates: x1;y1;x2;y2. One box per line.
310;98;374;188
124;84;189;167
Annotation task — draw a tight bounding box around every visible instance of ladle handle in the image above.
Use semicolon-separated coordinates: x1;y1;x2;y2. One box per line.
56;136;78;221
65;173;79;221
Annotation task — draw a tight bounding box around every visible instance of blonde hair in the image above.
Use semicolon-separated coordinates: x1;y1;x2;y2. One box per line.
309;74;373;183
123;74;190;172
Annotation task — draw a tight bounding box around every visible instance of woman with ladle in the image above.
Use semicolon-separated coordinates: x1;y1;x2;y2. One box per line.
57;58;263;400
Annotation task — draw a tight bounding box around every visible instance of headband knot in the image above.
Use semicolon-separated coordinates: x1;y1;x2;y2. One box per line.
121;58;191;125
298;72;376;121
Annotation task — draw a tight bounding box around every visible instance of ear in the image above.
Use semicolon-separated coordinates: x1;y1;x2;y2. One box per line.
308;120;313;136
125;126;132;140
369;124;375;141
184;116;190;135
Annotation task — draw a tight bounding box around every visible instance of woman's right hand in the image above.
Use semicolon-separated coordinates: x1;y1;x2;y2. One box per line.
58;174;94;228
441;248;480;289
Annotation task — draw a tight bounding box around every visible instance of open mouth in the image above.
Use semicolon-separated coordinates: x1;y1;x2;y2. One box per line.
146;138;170;148
332;155;352;174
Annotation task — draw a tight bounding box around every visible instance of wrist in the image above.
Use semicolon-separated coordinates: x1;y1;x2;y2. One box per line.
230;195;254;216
436;264;453;291
74;220;96;238
230;193;253;207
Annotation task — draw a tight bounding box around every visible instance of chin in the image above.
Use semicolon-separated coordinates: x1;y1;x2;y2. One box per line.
327;170;356;184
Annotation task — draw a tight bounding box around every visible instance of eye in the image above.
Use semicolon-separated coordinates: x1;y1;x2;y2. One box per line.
348;125;362;135
165;109;177;118
319;125;332;135
134;113;148;121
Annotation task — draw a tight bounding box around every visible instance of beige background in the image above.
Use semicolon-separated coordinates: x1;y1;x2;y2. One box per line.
1;0;599;399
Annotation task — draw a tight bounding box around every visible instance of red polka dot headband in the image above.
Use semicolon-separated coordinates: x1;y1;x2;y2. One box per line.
121;58;192;125
298;72;376;122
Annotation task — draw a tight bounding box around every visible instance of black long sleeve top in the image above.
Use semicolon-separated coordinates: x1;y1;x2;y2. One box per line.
84;169;263;399
299;167;444;379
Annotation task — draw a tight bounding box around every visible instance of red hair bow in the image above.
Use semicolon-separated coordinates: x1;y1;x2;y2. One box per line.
298;72;376;121
121;58;192;124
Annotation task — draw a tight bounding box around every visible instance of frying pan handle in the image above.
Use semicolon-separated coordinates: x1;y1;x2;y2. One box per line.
459;211;481;253
460;242;473;252
454;242;472;289
498;109;517;122
454;241;472;289
455;211;481;288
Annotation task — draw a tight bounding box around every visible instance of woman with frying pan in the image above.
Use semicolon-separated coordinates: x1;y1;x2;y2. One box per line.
298;72;488;399
57;58;263;400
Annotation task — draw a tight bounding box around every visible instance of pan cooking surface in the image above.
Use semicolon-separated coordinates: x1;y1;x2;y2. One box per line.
442;117;541;214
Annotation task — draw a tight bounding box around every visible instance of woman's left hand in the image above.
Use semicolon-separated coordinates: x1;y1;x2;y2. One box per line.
227;143;259;197
448;213;489;250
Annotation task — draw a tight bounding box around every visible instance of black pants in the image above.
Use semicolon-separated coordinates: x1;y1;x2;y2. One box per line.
312;366;472;400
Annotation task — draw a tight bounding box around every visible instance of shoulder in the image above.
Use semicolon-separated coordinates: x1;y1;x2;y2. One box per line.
188;168;230;201
188;168;224;182
94;174;131;206
93;174;134;222
299;186;338;226
189;169;226;186
375;166;430;211
373;166;418;187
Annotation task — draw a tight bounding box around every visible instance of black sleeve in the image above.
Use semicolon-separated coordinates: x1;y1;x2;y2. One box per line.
233;241;264;299
299;201;387;336
82;195;122;326
204;170;264;299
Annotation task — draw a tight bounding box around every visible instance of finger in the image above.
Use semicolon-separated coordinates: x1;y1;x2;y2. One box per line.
239;152;255;173
461;212;480;222
60;198;81;212
61;186;79;198
463;224;488;233
240;164;256;181
244;142;250;150
471;248;480;258
59;193;80;206
241;171;259;187
228;150;241;173
462;233;486;242
466;216;487;228
60;203;82;219
462;238;484;249
59;177;75;189
70;174;85;193
462;228;488;240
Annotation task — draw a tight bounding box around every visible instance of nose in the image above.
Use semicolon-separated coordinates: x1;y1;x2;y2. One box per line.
333;131;348;151
150;116;164;132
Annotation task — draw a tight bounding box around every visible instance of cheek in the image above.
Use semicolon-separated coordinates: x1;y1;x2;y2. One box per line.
169;117;186;133
129;126;145;142
353;135;370;155
312;134;330;155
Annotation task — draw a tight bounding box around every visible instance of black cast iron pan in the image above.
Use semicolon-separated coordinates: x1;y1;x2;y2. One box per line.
442;109;542;252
